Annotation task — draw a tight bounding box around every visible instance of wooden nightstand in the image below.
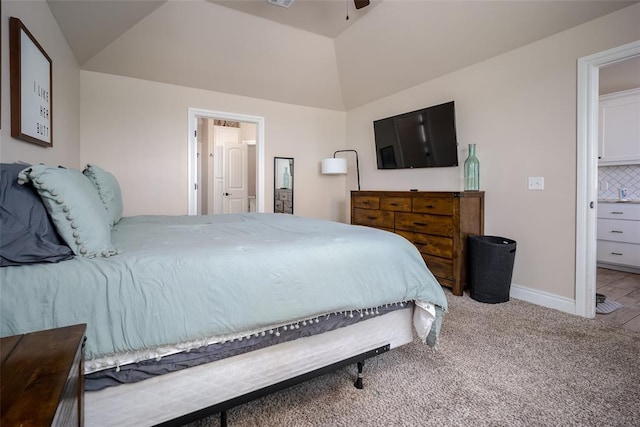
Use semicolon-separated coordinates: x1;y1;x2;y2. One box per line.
1;324;87;426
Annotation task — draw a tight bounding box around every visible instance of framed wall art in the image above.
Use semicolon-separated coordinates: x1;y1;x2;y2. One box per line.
10;17;53;147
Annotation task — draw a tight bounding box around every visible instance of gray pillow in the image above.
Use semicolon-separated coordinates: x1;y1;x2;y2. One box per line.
18;165;117;258
0;163;74;266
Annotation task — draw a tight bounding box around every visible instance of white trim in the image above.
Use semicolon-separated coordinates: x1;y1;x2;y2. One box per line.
510;284;576;315
575;40;640;318
187;108;265;215
596;262;640;275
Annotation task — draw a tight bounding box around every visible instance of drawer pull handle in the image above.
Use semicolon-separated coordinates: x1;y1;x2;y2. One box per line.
610;230;623;233
425;205;435;209
366;216;378;220
413;222;427;226
610;252;624;256
610;211;624;215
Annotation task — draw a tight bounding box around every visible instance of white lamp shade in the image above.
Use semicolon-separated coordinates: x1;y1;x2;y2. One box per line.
321;158;347;174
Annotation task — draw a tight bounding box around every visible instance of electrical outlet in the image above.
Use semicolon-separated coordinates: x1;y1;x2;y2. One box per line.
528;177;544;190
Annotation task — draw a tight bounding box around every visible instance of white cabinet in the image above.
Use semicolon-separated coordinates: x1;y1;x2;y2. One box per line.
598;88;640;165
597;202;640;270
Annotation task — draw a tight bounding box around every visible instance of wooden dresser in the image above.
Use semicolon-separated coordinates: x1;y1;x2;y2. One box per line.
351;191;484;296
1;324;87;426
275;188;293;214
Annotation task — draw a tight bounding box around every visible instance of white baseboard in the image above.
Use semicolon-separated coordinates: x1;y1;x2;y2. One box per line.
596;262;640;275
509;283;577;315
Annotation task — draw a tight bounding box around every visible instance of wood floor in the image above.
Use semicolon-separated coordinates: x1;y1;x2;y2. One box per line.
596;267;640;332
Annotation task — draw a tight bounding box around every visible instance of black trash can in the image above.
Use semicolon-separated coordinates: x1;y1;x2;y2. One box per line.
467;235;517;303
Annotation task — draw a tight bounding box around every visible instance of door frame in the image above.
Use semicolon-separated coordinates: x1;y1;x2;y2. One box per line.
188;108;265;215
575;40;640;318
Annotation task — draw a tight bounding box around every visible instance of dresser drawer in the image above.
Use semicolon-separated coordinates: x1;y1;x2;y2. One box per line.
276;190;291;201
380;197;411;212
352;208;394;229
597;219;640;243
412;197;454;215
395;212;453;237
352;196;380;210
597;240;640;267
396;230;453;258
598;203;640;220
422;254;454;281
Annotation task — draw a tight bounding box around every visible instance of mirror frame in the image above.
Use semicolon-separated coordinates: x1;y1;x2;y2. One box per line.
274;157;294;214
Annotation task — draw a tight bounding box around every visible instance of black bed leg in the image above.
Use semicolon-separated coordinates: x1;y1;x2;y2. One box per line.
220;410;227;427
354;361;364;389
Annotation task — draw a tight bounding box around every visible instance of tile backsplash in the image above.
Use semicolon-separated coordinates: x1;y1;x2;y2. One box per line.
598;165;640;200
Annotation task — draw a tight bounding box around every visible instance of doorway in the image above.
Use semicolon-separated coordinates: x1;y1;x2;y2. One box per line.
188;108;265;215
575;40;640;318
197;119;255;214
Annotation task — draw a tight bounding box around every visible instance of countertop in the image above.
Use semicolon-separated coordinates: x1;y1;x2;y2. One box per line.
598;200;640;204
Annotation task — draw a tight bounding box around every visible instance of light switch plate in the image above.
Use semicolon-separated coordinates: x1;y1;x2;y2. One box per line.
528;177;544;190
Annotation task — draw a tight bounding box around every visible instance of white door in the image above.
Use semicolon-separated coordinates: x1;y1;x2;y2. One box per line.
223;139;249;213
213;125;247;214
197;142;203;214
188;109;265;216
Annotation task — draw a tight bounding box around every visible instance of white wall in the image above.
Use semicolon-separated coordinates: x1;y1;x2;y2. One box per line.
80;71;346;220
0;0;80;167
82;0;344;111
600;56;640;95
346;3;640;300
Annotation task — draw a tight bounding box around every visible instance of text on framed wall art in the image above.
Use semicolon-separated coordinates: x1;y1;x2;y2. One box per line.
10;17;53;147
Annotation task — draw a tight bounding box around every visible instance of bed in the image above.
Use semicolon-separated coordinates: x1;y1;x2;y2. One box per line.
0;163;448;426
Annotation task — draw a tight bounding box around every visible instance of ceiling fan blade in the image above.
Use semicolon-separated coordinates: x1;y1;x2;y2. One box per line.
354;0;370;10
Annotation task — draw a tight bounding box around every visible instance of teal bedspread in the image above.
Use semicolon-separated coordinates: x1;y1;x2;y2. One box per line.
1;213;447;361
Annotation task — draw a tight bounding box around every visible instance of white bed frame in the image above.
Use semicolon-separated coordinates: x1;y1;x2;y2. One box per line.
85;306;416;426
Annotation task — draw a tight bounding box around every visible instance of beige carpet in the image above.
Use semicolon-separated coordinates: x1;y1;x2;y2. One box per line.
187;294;640;426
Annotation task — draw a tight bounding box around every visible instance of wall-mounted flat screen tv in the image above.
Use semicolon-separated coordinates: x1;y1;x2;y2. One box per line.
373;101;458;169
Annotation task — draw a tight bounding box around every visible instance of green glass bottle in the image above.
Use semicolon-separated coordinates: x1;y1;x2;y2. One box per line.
464;144;479;191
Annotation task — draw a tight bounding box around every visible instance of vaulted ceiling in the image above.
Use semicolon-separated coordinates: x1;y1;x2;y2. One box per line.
46;0;637;110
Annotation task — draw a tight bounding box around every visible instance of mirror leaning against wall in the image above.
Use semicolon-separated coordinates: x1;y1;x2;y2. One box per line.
274;157;293;214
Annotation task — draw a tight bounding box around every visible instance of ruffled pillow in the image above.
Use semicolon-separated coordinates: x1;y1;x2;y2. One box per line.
83;164;123;227
18;165;117;258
